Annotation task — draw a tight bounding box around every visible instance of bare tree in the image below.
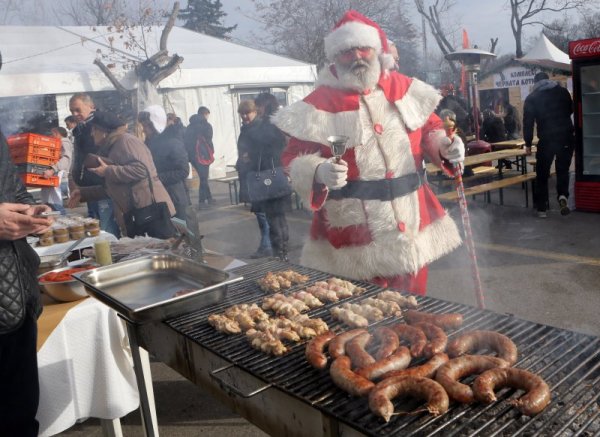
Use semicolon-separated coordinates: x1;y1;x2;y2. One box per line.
92;1;183;119
249;0;419;74
508;0;588;58
53;0;127;26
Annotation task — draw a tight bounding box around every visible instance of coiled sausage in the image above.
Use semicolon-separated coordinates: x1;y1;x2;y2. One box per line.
390;323;427;357
356;346;411;380
330;356;375;397
305;331;336;370
404;310;464;331
328;329;367;359
447;330;518;365
381;352;449;380
414;322;448;358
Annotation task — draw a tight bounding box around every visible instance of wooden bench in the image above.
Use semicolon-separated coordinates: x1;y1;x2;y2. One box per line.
437;172;537;207
434;165;497;189
214;175;239;205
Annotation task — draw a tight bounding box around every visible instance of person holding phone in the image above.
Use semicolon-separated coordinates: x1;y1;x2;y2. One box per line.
1;125;54;436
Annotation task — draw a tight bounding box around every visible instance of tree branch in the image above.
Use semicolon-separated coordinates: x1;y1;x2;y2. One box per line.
160;2;180;51
93;58;129;96
150;54;184;86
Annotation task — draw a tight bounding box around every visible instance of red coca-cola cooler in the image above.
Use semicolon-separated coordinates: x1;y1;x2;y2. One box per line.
569;38;600;212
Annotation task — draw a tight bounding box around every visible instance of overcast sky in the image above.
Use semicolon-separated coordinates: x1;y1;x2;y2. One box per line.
219;0;575;56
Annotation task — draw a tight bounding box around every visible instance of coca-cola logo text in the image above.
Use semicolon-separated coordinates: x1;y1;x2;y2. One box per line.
572;40;600;58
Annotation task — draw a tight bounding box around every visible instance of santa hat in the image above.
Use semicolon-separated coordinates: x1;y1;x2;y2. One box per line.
142;105;167;134
324;10;396;71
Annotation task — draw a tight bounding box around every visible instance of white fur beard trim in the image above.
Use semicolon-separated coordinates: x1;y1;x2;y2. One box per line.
395;79;442;131
289;153;327;207
300;214;462;279
272;100;362;147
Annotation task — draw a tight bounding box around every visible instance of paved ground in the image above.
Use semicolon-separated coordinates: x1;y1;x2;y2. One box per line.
57;175;600;436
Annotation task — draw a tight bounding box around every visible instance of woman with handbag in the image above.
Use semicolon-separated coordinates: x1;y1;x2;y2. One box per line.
68;111;177;239
245;93;291;261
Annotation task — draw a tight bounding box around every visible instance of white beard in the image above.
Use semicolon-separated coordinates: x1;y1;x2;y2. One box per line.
335;57;381;92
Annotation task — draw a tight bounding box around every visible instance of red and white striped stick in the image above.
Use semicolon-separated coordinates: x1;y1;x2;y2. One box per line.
453;164;485;309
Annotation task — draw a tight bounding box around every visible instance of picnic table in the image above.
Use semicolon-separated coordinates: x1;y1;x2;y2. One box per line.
427;149;534;206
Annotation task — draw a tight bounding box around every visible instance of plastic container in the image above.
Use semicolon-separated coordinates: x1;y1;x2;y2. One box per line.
19;173;59;188
94;238;113;266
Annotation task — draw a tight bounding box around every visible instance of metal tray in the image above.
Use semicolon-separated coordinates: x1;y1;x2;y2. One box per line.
73;253;243;323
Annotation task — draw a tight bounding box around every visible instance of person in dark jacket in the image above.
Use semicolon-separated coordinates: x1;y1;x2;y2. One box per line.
481;109;507;144
237;99;272;258
523;72;574;217
166;113;186;141
503;103;522;140
69;93;120;236
140;105;190;220
0;127;54;436
184;106;215;208
246;93;291;261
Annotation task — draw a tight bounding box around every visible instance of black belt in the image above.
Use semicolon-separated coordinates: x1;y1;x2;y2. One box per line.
327;172;425;201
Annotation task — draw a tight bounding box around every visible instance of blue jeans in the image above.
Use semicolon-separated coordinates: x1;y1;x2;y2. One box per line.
88;199;121;237
256;212;271;251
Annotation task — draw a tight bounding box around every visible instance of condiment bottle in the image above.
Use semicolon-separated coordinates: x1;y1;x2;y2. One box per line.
94;238;113;266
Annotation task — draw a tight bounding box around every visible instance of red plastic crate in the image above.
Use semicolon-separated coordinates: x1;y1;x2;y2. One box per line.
8;133;61;163
7;133;60;150
19;173;59;188
10;151;58;166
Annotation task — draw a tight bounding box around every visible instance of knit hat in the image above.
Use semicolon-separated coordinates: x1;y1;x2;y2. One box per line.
142;105;167;134
91;111;125;131
324;10;395;71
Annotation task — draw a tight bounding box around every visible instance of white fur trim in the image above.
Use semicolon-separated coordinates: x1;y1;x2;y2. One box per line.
300;213;462;279
272;99;363;147
394;79;442;131
325;21;382;61
289;153;327;207
325;198;366;227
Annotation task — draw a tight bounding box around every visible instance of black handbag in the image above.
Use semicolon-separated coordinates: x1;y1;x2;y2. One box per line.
245;151;292;203
0;245;26;334
122;165;176;239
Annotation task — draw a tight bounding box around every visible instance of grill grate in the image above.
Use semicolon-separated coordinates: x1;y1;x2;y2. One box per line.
166;260;600;436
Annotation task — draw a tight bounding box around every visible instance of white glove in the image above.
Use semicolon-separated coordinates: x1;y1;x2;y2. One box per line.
315;158;348;189
440;136;465;164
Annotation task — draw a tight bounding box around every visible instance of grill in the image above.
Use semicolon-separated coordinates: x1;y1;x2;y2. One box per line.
165;260;600;436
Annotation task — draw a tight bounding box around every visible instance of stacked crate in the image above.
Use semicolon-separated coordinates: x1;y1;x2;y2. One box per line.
7;133;61;187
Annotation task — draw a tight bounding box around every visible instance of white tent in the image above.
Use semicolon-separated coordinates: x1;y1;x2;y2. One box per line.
0;25;317;176
516;33;571;71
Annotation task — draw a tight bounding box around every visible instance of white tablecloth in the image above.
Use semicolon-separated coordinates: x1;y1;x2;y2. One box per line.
36;298;139;436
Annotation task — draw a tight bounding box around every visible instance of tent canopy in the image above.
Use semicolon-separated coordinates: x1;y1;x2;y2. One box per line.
516;33;571;71
0;25;317;97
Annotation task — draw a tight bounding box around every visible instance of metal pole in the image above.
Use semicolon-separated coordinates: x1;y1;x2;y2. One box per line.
453;164;485;309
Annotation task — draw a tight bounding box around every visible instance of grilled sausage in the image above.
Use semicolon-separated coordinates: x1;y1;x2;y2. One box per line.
447;330;518;365
381;352;449;380
373;326;400;360
473;367;551;416
414;322;448;358
369;376;449;422
305;331;336;370
346;332;376;369
403;310;464;331
435;355;510;403
356;346;411;380
330;356;375;397
390;323;428;357
328;329;367;359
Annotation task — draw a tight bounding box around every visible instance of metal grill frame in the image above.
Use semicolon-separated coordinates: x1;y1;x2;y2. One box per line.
164;259;600;436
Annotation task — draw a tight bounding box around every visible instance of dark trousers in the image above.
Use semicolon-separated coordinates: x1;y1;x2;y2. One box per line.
535;142;574;211
266;211;289;254
193;164;212;203
0;315;39;437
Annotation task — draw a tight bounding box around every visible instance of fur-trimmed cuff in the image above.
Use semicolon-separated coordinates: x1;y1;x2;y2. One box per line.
289;153;328;210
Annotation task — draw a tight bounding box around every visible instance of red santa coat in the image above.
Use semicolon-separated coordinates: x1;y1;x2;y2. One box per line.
274;67;462;281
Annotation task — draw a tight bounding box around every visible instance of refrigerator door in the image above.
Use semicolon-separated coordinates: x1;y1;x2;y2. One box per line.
580;64;600;177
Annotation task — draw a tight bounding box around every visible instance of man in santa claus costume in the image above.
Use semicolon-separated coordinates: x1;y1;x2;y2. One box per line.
274;10;464;295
